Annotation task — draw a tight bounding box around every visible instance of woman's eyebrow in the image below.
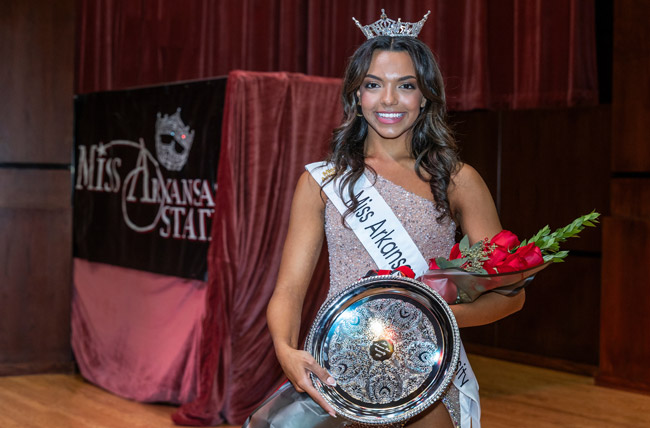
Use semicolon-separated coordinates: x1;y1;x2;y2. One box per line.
364;73;383;81
364;74;417;81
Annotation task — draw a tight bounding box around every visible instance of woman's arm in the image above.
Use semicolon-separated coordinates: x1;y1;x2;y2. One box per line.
266;171;337;417
447;164;526;327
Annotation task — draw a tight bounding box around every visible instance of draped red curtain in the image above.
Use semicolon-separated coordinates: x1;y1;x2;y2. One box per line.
76;0;598;110
170;71;341;425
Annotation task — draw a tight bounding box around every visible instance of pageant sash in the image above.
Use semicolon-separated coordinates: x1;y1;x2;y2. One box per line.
457;344;480;428
306;162;429;274
306;161;481;428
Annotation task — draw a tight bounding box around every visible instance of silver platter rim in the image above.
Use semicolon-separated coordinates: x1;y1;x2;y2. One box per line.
304;275;460;425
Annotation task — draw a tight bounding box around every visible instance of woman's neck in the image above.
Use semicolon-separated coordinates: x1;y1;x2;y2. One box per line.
364;131;413;166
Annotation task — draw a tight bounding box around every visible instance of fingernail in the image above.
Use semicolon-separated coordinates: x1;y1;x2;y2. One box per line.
326;376;337;386
329;411;337;418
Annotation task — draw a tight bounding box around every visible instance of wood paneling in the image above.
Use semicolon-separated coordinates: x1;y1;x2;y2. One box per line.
495;107;607;366
0;169;71;210
597;0;650;394
0;0;75;375
0;0;74;163
598;217;650;393
448;110;500;203
454;107;609;369
610;178;650;219
611;0;650;172
0;170;73;375
464;256;601;368
500;107;609;253
496;256;601;366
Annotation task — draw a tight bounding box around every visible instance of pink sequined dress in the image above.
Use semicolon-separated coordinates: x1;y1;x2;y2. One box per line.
323;172;461;427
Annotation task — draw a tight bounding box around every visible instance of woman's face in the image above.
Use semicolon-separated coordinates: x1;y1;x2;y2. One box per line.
357;50;426;143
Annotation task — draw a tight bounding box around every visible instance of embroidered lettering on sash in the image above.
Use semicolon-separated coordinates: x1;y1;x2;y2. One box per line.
307;161;429;275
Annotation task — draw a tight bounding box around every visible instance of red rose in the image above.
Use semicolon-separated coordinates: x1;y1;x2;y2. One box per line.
484;237;512;274
490;230;520;250
394;265;415;278
487;245;510;265
449;243;462;260
481;264;498;275
428;258;440;270
494;243;543;273
515;243;544;266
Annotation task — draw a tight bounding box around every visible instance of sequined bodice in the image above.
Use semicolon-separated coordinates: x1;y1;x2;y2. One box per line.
324;173;456;298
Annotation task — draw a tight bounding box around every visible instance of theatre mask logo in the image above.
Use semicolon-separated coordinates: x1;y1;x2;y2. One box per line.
75;108;215;242
156;109;195;172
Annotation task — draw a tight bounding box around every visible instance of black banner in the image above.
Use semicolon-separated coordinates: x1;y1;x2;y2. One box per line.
73;78;226;280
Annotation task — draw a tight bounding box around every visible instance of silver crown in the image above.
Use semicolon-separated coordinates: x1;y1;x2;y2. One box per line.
353;9;430;39
155;108;195;171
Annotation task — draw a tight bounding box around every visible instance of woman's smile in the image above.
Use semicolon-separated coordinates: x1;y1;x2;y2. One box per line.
358;50;426;143
376;111;406;124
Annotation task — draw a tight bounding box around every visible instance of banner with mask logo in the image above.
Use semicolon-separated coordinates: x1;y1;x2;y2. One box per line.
73;78;226;280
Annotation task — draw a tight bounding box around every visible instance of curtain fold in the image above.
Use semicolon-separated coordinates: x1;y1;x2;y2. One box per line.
171;71;340;425
76;0;598;110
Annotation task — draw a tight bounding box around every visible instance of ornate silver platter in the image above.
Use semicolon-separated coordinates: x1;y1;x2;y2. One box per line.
305;275;460;425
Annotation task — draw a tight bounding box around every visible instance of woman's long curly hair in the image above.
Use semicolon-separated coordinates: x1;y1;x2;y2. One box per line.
326;36;460;222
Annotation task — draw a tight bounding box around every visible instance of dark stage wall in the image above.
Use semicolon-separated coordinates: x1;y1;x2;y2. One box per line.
452;107;609;373
597;0;650;394
0;0;75;374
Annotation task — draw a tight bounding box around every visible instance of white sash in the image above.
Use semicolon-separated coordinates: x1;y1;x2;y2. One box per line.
306;161;481;428
306;161;429;274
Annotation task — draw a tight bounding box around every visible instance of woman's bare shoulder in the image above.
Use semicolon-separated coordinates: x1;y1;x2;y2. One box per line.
448;163;501;240
448;163;487;201
450;163;483;188
295;170;328;209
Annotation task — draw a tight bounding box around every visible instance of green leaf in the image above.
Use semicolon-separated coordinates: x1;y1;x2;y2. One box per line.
447;258;467;268
459;235;470;254
526;211;600;262
519;225;551;249
469;239;484;252
435;257;466;269
544;252;568;263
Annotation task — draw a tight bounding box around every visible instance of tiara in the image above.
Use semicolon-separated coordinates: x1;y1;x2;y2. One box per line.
352;9;431;39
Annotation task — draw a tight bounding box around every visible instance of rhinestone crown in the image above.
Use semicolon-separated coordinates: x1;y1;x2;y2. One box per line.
353;9;430;39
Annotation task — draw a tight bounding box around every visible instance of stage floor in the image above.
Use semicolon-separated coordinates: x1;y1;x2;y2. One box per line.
0;355;648;427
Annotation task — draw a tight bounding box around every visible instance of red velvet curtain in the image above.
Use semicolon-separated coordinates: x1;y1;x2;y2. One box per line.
171;71;341;425
76;0;598;110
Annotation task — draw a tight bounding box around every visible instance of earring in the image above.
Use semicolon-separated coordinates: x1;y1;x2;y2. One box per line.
354;95;363;117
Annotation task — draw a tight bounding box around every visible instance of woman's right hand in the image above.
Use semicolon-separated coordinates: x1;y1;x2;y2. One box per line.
275;344;338;418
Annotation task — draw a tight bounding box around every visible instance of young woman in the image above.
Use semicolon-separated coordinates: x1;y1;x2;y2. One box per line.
267;35;525;427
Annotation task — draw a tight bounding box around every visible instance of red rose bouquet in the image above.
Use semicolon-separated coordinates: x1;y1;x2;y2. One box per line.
419;211;600;303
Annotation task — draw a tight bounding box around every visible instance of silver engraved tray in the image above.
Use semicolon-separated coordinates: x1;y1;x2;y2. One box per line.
305;275;460;425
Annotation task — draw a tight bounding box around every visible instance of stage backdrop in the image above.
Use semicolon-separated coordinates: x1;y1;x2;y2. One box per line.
72;79;226;403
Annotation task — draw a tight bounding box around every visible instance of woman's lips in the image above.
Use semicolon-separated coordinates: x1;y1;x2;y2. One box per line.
375;112;405;124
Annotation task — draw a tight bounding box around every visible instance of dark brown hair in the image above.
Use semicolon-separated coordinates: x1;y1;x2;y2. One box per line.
327;36;460;221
